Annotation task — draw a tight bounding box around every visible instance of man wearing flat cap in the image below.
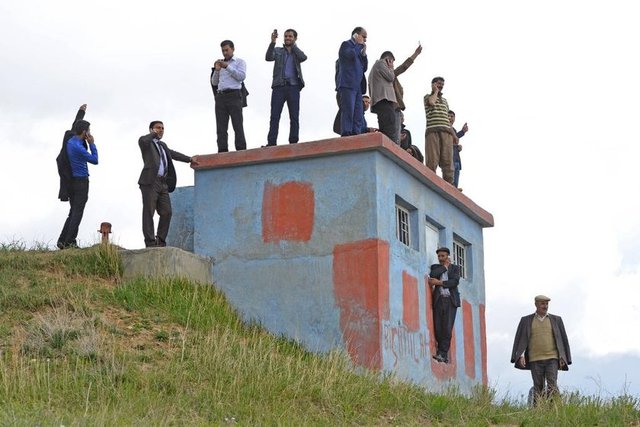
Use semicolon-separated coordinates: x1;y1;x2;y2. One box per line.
428;247;461;363
511;295;571;405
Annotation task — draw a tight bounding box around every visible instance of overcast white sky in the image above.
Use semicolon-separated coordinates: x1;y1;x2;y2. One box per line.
2;0;639;400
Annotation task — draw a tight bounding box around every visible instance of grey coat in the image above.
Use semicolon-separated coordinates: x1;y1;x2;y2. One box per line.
368;59;397;109
510;313;572;371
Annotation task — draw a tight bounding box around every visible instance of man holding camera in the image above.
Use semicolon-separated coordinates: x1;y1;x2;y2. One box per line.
211;40;247;152
265;28;307;146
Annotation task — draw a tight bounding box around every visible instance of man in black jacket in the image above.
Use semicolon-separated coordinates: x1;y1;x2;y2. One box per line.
429;247;461;363
138;121;198;247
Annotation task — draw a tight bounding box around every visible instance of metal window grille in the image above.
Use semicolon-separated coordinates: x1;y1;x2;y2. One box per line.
453;240;466;279
396;206;410;247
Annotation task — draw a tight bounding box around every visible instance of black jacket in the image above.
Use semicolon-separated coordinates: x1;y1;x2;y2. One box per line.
56;108;86;201
429;263;461;308
137;133;191;193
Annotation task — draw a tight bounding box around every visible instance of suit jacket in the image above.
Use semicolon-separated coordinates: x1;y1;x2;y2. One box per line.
368;59;397;109
56;108;86;201
510;313;572;371
337;38;368;94
138;133;191;193
429;263;461;308
392;56;415;111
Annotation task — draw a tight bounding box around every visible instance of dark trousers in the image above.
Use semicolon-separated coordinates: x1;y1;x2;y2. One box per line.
372;100;398;144
338;87;364;137
215;90;246;152
140;177;171;247
57;178;89;248
529;359;559;405
267;85;301;145
433;296;457;357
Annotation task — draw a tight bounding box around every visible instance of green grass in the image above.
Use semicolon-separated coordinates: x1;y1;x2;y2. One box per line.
0;245;638;425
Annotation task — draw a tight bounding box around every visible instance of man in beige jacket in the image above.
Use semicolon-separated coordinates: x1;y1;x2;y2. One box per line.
368;51;398;143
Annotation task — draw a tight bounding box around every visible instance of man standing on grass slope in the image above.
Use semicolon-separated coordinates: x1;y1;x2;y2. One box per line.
511;295;572;405
56;113;98;249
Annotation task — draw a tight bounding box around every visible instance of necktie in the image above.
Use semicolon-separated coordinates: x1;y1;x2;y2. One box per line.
154;140;167;176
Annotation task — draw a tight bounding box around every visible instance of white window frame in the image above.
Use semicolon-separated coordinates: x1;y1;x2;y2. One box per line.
452;240;467;279
396;205;411;247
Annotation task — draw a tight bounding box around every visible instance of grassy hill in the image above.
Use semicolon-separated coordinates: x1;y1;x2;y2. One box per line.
0;243;638;426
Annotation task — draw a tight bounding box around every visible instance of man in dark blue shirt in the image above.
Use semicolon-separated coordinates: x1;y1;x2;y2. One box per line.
449;110;468;190
57;119;98;249
265;28;307;146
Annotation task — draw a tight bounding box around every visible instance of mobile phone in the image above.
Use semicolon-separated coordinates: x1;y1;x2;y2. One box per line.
274;29;278;35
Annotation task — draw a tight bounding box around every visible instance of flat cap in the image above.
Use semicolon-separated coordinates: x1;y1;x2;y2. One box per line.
436;247;450;255
534;295;551;302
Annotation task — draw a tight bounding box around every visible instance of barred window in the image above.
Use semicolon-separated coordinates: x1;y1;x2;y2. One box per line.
453;240;467;279
396;205;411;247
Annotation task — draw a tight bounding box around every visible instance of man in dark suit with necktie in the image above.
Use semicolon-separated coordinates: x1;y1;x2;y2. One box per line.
138;121;198;248
429;247;461;363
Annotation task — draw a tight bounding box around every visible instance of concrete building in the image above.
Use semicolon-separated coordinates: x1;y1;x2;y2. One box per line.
168;133;494;393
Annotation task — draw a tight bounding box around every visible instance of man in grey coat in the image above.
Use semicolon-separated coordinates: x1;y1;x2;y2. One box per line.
265;28;307;146
368;51;398;144
511;295;572;405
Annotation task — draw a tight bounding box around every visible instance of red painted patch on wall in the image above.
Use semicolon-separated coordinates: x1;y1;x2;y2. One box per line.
480;304;488;386
462;300;476;379
425;276;457;380
333;239;390;370
402;271;420;332
262;181;314;242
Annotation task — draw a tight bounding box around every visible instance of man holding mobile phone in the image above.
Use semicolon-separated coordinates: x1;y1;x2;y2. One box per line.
138;121;198;248
211;39;247;152
56;115;98;249
265;28;307;146
368;51;398;143
336;27;368;137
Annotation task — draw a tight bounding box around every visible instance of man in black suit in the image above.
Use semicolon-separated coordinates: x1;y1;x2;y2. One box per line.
138;121;198;248
429;247;461;363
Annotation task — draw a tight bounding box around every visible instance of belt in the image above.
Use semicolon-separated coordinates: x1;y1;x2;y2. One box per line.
218;88;241;94
72;176;89;181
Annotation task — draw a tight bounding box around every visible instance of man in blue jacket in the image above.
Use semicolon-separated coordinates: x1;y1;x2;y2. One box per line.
265;28;307;146
337;27;368;137
57;119;98;249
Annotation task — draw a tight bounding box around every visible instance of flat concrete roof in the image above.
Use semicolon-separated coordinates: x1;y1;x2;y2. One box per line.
192;133;494;228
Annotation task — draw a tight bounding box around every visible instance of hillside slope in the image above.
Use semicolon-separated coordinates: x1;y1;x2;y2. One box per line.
0;244;638;425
